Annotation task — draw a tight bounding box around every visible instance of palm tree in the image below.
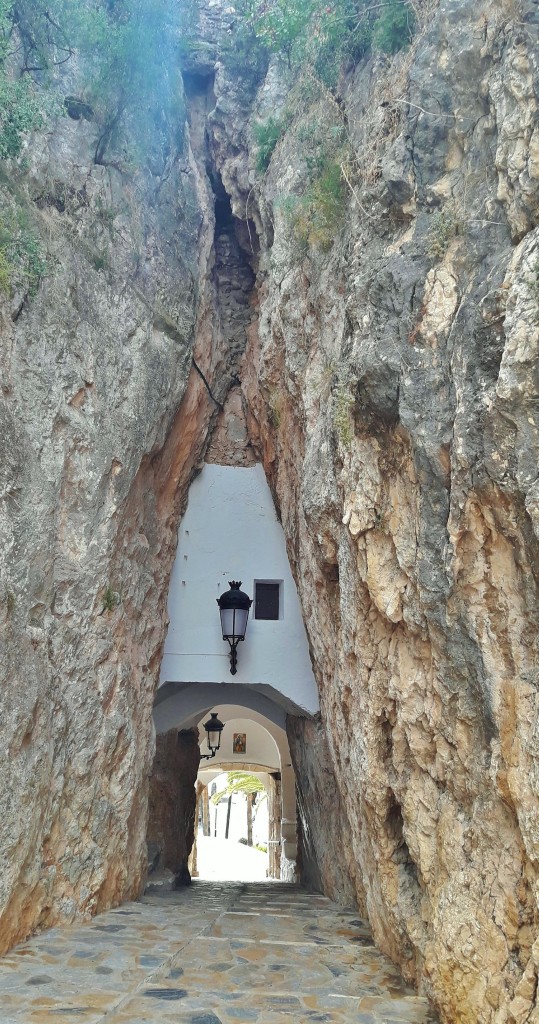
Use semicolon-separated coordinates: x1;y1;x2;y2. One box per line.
211;772;266;845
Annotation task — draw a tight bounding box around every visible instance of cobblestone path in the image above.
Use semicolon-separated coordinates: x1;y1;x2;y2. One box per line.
0;881;437;1023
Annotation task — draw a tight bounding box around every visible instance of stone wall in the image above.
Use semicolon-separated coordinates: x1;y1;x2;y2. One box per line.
287;716;360;907
147;729;201;883
2;2;539;1021
0;13;224;950
206;0;539;1019
0;117;199;951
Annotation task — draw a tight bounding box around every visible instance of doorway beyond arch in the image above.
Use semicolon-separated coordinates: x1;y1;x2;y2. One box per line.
192;764;276;882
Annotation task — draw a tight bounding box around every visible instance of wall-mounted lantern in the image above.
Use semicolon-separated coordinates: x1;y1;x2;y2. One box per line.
200;712;225;761
217;580;252;675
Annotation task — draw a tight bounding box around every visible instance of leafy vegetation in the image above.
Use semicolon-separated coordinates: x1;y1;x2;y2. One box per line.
0;0;188;166
0;207;46;293
253;113;292;172
233;0;418;255
102;586;120;612
211;772;266;804
372;0;416;54
427;206;459;260
0;0;200;302
268;92;352;255
0;76;42;159
232;0;417;84
232;0;353;82
286;158;346;252
0;0;42;157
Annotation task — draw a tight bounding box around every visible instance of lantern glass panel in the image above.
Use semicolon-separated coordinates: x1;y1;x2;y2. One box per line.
207;727;221;750
220;607;236;639
234;606;249;639
220;606;250;641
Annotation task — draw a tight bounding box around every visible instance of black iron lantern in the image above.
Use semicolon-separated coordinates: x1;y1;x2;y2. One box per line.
217;580;252;675
200;712;225;761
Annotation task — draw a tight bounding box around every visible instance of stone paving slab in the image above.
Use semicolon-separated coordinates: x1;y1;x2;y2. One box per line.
0;881;438;1023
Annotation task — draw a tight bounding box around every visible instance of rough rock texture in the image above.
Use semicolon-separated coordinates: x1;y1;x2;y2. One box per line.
0;25;232;950
201;1;539;1020
287;716;360;907
3;0;539;1021
205;386;256;466
0;108;197;948
267;772;282;881
147;729;200;883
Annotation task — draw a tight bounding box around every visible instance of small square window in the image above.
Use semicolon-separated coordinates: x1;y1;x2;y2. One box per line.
254;581;281;620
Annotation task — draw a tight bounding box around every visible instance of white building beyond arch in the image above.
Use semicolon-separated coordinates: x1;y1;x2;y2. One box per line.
159;463;319;714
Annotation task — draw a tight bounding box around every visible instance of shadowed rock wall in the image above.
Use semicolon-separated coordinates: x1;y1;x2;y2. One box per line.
287;716;360;907
147;729;201;883
0;119;200;949
0;0;258;953
0;15;230;950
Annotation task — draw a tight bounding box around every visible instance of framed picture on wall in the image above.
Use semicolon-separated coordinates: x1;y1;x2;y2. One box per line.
233;733;246;754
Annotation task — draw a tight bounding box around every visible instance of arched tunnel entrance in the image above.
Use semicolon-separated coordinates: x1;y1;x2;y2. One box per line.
192;707;289;883
193;763;279;883
147;686;302;886
136;57;325;885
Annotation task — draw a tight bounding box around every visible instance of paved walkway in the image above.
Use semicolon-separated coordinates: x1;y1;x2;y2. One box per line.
0;882;437;1023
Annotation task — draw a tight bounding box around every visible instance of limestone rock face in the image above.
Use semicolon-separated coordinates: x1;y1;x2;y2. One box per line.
0;55;211;950
207;1;539;1020
287;715;361;908
147;729;201;883
0;0;261;952
2;1;539;1022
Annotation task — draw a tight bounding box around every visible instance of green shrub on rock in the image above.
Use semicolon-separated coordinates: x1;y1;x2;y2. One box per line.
0;0;189;166
371;0;416;54
253;112;292;172
231;0;418;82
289;159;346;252
0;76;43;159
0;208;46;294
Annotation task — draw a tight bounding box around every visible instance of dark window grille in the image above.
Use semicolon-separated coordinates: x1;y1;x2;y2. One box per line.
254;582;280;620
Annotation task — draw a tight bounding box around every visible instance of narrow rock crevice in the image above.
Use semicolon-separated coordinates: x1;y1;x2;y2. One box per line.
183;70;258;414
210;167;256;383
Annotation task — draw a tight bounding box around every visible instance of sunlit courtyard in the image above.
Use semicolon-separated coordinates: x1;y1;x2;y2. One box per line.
195;834;269;882
193;771;271;882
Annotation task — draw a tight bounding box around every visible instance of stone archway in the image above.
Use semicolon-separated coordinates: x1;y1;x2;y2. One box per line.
148;692;300;884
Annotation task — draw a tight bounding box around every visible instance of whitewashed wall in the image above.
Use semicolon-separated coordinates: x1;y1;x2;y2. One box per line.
160;463;319;714
198;716;280;769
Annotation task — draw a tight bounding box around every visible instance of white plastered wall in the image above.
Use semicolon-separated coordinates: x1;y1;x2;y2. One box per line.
198;716;280;769
159;463;319;715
